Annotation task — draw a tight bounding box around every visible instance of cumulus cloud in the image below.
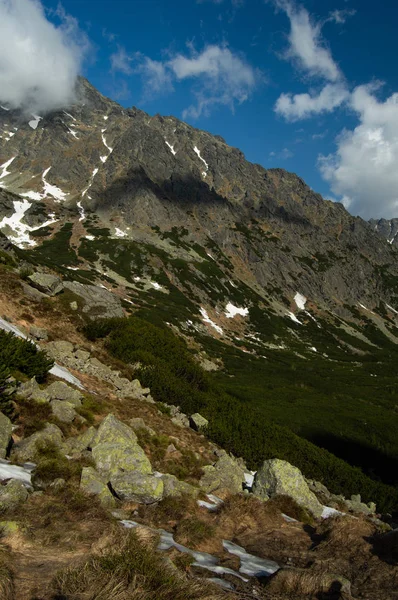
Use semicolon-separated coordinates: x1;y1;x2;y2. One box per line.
327;9;356;25
319;84;398;219
275;83;349;120
128;44;258;119
275;0;341;82
110;46;133;75
0;0;89;115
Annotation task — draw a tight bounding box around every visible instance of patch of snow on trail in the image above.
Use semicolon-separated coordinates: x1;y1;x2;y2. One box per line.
200;307;223;335
28;115;42;130
193;146;209;177
165;140;176;155
294;292;307;310
0;156;16;182
225;302;249;318
223;540;279;577
0;460;35;488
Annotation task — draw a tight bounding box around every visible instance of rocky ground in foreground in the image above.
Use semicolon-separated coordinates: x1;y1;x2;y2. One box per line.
0;249;397;600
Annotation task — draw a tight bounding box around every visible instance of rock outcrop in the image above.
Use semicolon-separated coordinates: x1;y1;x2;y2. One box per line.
0;412;12;459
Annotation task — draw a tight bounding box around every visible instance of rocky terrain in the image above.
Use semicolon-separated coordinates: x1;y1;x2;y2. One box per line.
0;256;397;600
0;78;398;598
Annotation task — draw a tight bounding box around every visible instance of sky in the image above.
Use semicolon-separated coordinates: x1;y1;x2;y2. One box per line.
1;0;398;220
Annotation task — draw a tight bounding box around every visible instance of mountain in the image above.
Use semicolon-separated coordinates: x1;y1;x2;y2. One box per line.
370;217;398;246
2;77;398;510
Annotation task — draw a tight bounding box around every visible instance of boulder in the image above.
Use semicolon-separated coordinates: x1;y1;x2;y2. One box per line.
28;273;63;296
62;426;96;455
189;413;209;432
51;400;77;424
92;442;151;478
45;381;83;407
171;414;190;428
29;326;48;341
11;424;63;462
110;472;163;504
161;474;199;498
0;412;12;459
92;414;137;446
0;479;29;511
253;459;324;518
80;467;116;508
63;281;124;320
200;453;246;495
17;378;50;403
129;418;156;437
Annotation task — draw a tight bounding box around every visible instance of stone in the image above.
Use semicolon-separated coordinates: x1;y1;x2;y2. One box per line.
129;418;156;437
161;474;199;498
22;283;47;302
46;340;75;358
62;426;97;455
70;301;78;311
253;459;324;518
171;414;190;428
51;400;77;424
200;453;246;495
63;281;124;320
92;442;152;478
29;326;48;341
0;479;29;511
28;272;63;296
45;381;83;407
0;412;12;459
74;349;90;362
80;467;116;508
110;472;163;504
17;378;50;403
189;413;209;432
11;424;63;462
92;414;137;447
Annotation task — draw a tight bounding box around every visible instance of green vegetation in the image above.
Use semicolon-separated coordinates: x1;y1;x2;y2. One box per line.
0;330;53;382
19;223;79;268
83;316;398;514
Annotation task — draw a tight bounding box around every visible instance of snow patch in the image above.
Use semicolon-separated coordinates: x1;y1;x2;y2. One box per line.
222;540;279;577
85;235;95;241
200;307;223;335
358;303;376;315
82;168;99;198
0;199;57;248
165;140;176;155
287;311;302;325
0;460;35;488
77;201;86;222
386;303;398;315
225;302;249;319
101;132;113;153
322;506;344;519
194;146;209;177
0;105;9;111
0;156;16;182
294;292;307;310
28;115;42;130
150;281;163;291
114;228;127;238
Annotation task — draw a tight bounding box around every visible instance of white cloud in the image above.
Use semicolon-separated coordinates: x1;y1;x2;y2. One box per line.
110;46;133;75
0;0;89;115
275;83;349;120
275;0;341;82
269;147;293;160
130;45;258;119
319;83;398;219
327;9;356;25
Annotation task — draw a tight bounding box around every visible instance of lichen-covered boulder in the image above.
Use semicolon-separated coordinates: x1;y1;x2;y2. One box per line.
161;474;199;498
91;414;137;447
253;459;324;518
0;479;29;511
92;442;151;477
45;381;83;407
10;424;63;462
110;472;163;504
0;412;12;459
189;413;209;432
51;400;77;424
62;426;96;455
200;453;246;495
17;378;50;403
28;273;63;296
63;281;124;320
80;467;116;508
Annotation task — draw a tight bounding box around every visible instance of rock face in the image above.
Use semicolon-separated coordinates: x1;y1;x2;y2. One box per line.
253;459;324;518
80;467;116;508
0;412;12;459
110;472;163;503
161;474;199;498
63;281;124;320
17;378;50;403
27;273;63;296
45;381;83;407
50;400;77;424
200;452;246;495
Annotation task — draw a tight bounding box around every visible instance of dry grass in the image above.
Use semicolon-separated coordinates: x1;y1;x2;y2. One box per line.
0;547;14;600
216;494;284;540
264;566;351;599
48;529;234;600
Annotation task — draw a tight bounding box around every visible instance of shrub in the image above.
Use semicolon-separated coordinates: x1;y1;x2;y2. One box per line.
0;330;53;382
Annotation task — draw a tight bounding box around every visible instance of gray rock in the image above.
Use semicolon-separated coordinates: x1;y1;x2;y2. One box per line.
171;414;190;428
28;273;63;296
161;474;199;498
189;413;209;432
17;378;50;403
29;326;48;341
80;467;116;507
91;414;137;447
253;459;324;518
45;381;83;407
62;426;96;455
0;479;29;511
0;412;12;459
10;424;63;462
21;283;48;302
129;418;156;437
51;400;77;424
200;453;246;495
63;281;124;320
92;442;152;478
110;472;163;503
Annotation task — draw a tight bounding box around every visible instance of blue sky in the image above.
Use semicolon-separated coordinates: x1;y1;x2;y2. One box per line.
2;0;398;219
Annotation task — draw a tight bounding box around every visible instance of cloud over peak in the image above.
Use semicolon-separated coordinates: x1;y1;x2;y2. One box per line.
0;0;89;115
